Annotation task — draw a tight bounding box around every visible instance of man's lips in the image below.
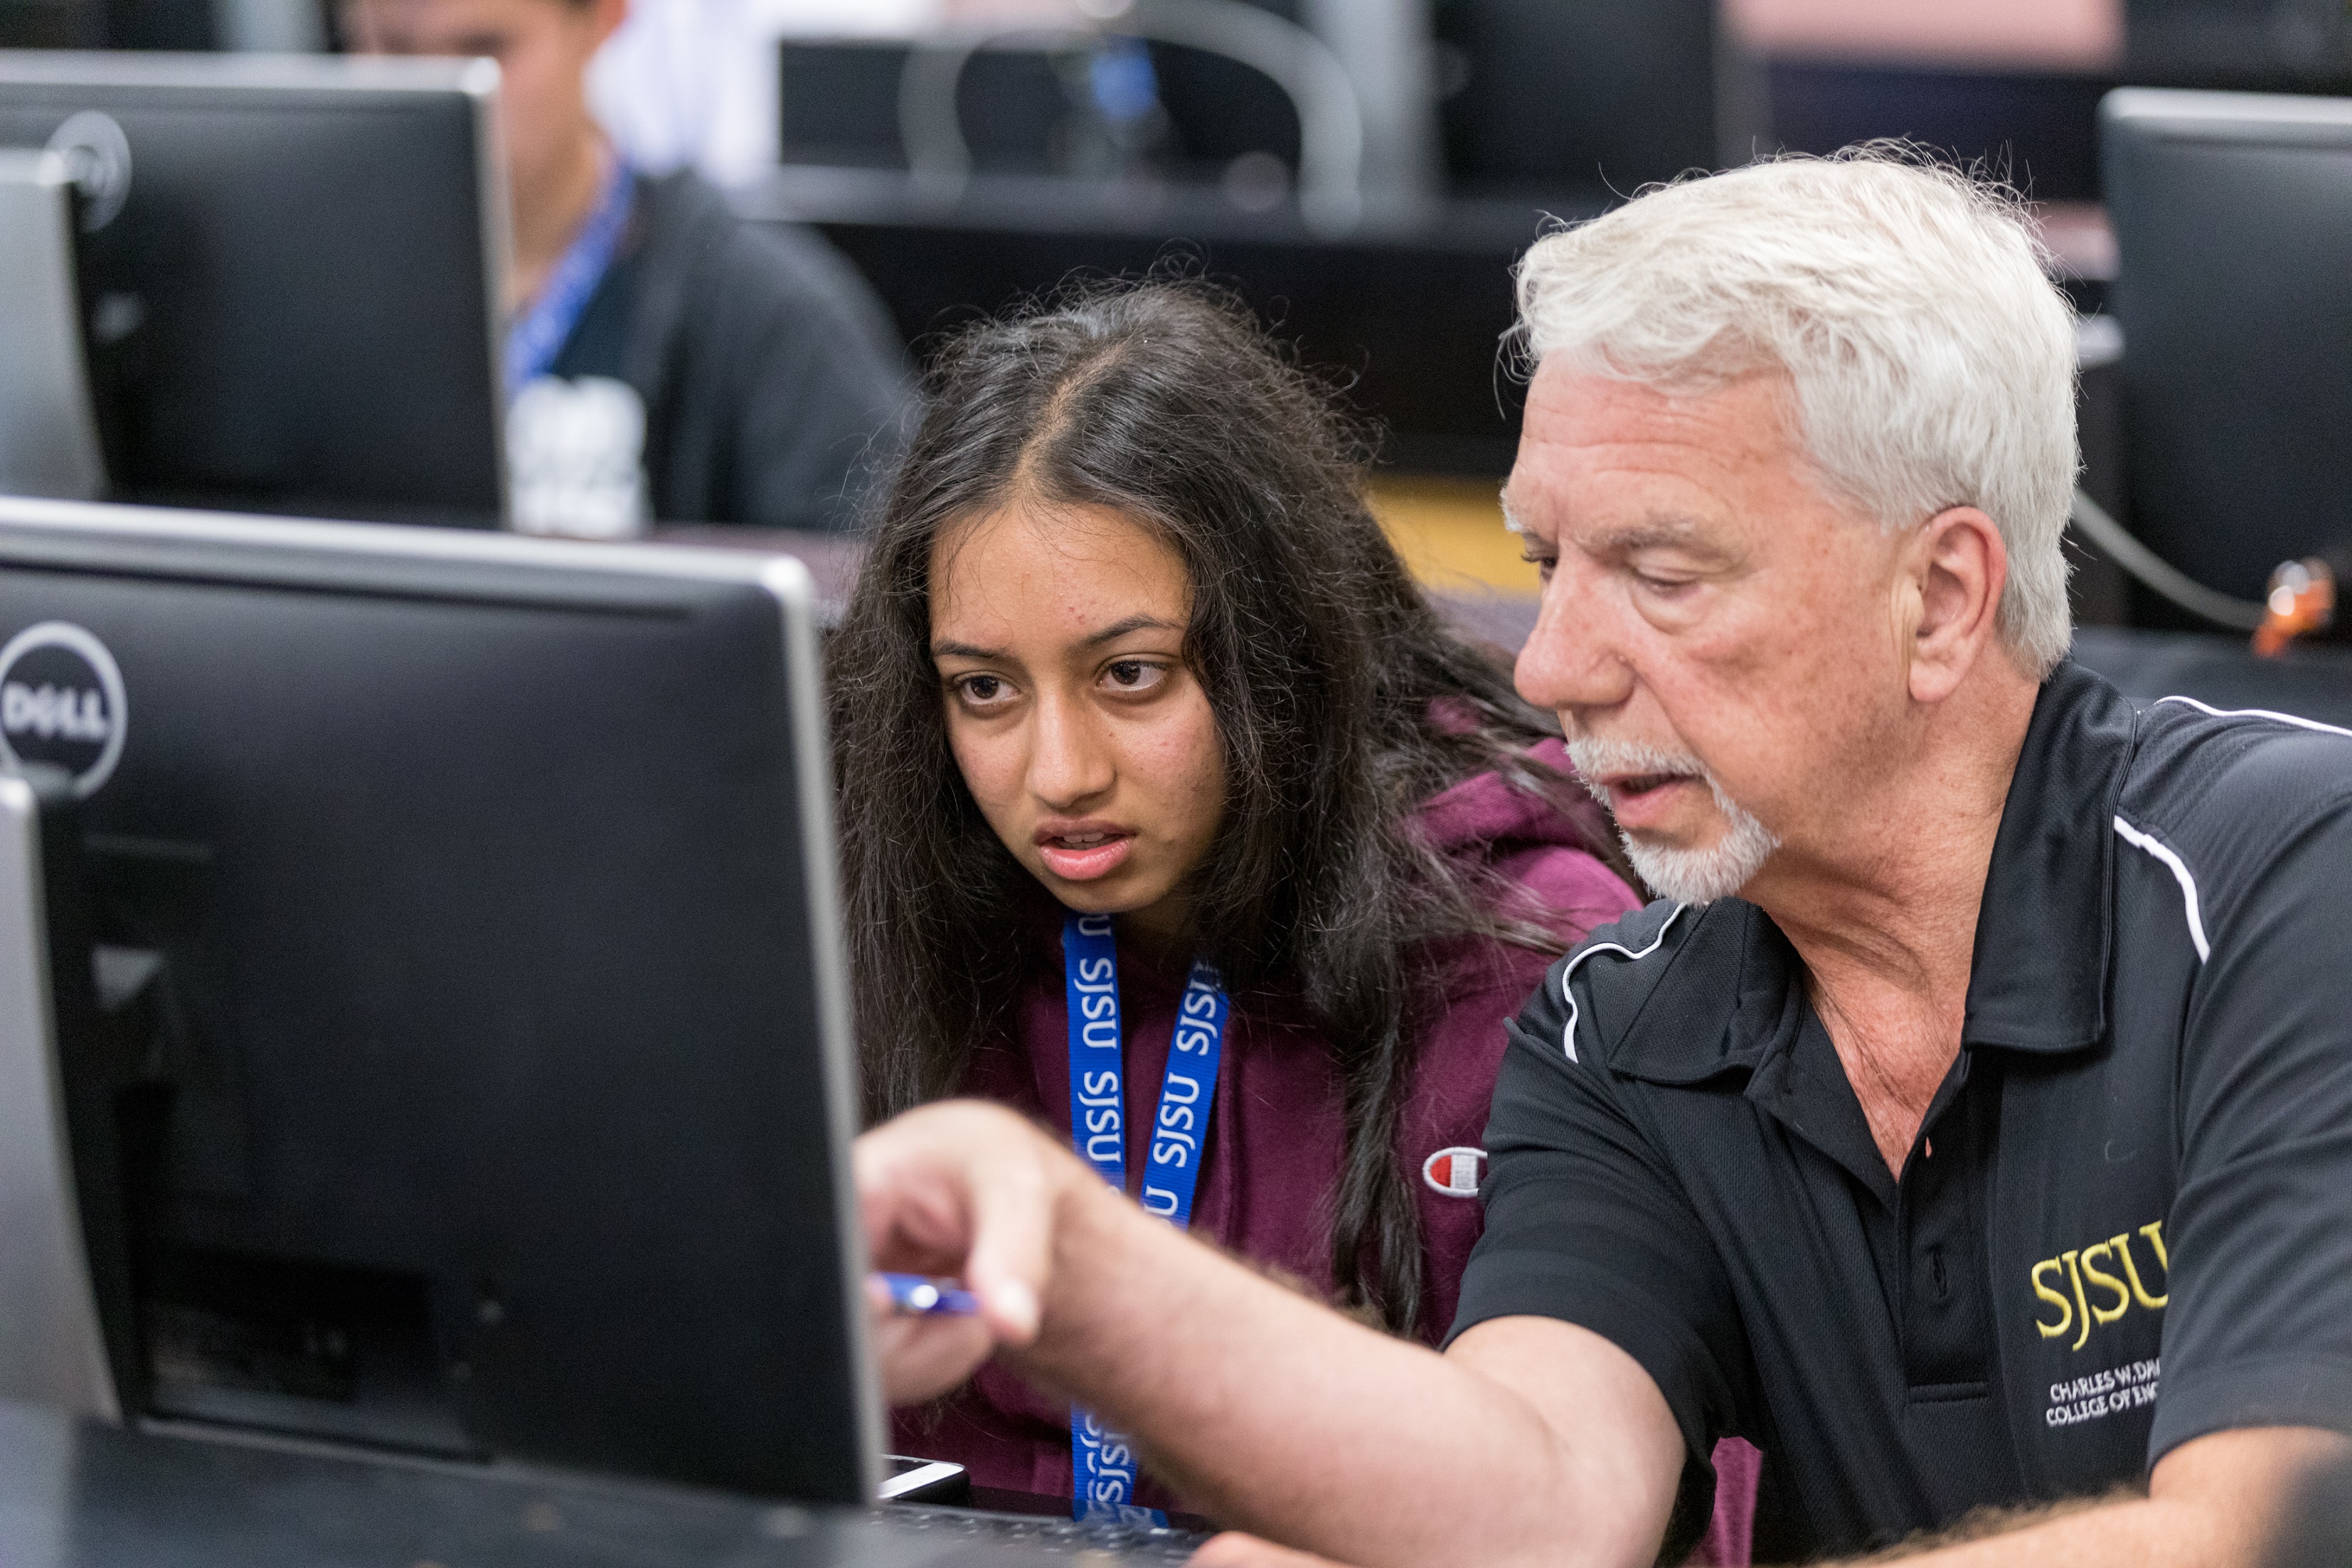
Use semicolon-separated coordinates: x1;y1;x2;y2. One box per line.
1597;772;1701;831
1033;825;1137;882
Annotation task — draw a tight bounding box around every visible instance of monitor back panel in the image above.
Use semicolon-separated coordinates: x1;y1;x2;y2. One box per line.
0;515;868;1500
0;55;504;523
2104;89;2352;598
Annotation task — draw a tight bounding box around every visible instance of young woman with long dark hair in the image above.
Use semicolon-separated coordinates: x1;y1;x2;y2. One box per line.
829;282;1754;1559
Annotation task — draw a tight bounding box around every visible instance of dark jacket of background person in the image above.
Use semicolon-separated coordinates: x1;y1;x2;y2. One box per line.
549;169;908;530
891;742;1764;1567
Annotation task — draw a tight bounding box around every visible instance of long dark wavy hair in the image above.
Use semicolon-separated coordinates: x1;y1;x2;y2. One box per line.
830;280;1620;1335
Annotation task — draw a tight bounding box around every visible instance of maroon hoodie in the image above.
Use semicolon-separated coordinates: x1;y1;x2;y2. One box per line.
893;741;1760;1563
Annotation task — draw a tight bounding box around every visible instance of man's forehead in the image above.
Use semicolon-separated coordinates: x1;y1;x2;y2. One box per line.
1501;447;1735;545
1506;366;1813;533
1526;363;1794;456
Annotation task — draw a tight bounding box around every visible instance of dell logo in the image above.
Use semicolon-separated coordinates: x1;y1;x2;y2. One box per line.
0;622;127;796
4;681;110;743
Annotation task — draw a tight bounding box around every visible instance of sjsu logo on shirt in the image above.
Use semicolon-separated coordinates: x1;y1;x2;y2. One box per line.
1422;1146;1485;1198
2031;1220;2170;1352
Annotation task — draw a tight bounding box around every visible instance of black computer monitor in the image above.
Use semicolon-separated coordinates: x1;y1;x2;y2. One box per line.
1433;0;1723;198
2102;87;2352;602
0;496;878;1501
0;51;508;525
2124;0;2352;95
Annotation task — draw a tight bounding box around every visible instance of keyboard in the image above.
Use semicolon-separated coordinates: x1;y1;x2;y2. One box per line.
879;1503;1206;1562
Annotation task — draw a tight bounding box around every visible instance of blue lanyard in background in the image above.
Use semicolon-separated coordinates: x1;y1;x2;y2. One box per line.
502;157;634;402
1062;912;1230;1522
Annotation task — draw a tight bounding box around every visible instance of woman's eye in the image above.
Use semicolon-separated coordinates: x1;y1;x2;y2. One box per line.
957;674;1007;705
1102;660;1166;693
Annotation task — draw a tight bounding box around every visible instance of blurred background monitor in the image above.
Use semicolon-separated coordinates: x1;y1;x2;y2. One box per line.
775;0;1723;203
0;497;876;1499
0;52;508;525
1431;0;1722;198
2102;87;2352;602
2125;0;2352;92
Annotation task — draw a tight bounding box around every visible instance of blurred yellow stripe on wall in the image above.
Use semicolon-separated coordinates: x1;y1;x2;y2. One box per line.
1368;475;1540;597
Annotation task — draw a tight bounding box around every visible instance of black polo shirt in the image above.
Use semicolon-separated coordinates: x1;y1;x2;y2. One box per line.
1449;661;2352;1560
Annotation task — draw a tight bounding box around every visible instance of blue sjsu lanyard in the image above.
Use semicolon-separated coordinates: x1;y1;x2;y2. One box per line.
1062;911;1229;1522
503;156;634;402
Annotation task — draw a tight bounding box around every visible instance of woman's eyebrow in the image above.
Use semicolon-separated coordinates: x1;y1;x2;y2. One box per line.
1080;614;1185;648
930;616;1183;663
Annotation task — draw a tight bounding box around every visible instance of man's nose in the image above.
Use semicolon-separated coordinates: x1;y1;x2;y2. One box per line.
1513;556;1634;721
1028;690;1114;809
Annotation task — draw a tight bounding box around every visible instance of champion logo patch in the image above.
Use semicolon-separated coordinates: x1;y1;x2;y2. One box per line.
1421;1146;1485;1198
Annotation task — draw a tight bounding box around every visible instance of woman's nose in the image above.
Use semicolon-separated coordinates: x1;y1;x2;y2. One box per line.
1027;691;1114;809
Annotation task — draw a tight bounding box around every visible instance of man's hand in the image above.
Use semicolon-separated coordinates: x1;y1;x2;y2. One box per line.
1190;1534;1353;1568
854;1100;1080;1404
852;1099;1687;1568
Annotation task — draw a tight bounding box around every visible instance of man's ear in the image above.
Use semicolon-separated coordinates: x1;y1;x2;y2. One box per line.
1907;506;2008;705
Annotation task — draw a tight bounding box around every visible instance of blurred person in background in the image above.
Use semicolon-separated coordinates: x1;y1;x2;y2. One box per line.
346;0;908;535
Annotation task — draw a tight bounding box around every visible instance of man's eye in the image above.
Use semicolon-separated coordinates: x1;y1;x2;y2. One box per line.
1520;549;1558;577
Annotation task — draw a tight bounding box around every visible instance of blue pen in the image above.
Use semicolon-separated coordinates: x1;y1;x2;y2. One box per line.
874;1271;980;1316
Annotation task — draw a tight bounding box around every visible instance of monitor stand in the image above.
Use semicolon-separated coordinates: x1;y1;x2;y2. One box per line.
0;152;107;502
1;769;433;1453
0;771;119;1419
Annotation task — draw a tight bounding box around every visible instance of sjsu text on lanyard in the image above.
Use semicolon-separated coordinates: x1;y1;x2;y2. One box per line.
1062;910;1230;1520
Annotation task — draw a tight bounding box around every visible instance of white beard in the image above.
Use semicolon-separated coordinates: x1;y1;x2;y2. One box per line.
1564;738;1782;905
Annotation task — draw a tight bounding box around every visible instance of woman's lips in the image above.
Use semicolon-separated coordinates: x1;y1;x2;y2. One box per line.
1036;832;1136;881
1603;772;1701;831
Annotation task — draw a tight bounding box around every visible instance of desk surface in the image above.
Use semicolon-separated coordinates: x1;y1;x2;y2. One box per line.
0;1399;1075;1568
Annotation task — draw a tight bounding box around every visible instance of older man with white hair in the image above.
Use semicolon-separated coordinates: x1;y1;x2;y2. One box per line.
853;151;2352;1564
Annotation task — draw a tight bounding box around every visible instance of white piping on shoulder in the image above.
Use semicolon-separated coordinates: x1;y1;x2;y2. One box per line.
1560;905;1686;1063
2156;694;2352;739
2112;816;2211;964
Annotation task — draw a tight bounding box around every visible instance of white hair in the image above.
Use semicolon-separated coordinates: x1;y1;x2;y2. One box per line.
1514;148;2078;676
1565;737;1780;904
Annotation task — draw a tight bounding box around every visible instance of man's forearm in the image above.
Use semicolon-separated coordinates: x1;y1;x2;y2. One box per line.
1847;1428;2351;1568
999;1174;1666;1568
856;1100;1681;1566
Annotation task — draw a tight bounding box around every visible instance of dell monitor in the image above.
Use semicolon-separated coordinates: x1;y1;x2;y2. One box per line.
0;52;509;526
0;496;877;1500
2102;87;2352;604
